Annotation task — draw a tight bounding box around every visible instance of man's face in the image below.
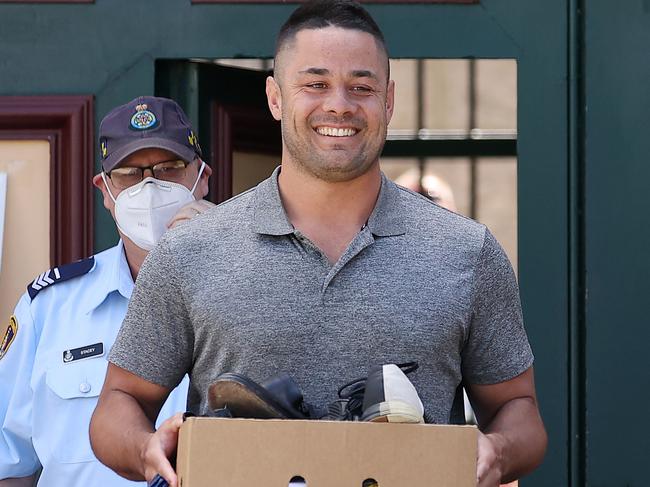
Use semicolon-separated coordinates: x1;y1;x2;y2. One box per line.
93;147;208;217
268;26;394;183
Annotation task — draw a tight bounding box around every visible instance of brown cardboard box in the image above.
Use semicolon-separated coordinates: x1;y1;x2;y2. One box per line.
177;417;477;486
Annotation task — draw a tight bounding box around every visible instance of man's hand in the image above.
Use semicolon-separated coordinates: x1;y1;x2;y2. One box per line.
90;364;174;483
141;413;184;487
477;431;504;487
467;368;547;486
168;200;216;229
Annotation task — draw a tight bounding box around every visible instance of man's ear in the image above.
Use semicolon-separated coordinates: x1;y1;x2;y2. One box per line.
93;173;115;212
195;161;212;199
266;76;282;121
385;79;395;125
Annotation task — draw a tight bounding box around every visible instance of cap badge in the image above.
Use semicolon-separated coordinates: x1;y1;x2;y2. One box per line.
188;131;198;148
101;140;108;158
130;104;158;130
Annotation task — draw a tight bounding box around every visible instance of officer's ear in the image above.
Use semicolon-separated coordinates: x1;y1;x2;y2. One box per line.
195;160;212;200
93;173;116;213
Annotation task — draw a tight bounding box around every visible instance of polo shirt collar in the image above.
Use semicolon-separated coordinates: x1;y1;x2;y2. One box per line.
252;166;295;236
252;166;406;237
365;173;407;237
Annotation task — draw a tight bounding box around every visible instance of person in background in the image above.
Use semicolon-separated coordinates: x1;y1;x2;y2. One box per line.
90;3;547;487
394;168;458;212
0;96;213;486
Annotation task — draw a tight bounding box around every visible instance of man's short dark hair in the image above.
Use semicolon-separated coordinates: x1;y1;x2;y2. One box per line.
275;0;389;64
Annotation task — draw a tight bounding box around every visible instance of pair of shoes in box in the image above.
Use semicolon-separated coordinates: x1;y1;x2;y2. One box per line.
207;362;426;424
149;363;424;487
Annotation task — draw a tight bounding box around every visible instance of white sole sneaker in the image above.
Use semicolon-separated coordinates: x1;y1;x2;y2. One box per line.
362;399;424;423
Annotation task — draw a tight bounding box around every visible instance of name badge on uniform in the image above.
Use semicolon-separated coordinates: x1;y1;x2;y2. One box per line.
62;342;104;363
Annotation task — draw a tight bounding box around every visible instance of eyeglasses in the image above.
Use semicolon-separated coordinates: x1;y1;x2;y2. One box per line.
106;159;192;189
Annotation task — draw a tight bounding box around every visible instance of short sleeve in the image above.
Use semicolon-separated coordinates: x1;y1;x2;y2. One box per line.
461;229;534;385
0;294;41;478
109;236;194;389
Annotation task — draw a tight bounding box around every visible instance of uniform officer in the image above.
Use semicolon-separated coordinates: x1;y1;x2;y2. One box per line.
0;96;213;486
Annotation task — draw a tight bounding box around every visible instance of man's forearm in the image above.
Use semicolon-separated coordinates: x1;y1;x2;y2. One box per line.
484;396;547;482
0;474;38;487
89;389;155;481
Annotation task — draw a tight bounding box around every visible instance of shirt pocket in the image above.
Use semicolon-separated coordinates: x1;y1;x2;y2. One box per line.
44;357;107;463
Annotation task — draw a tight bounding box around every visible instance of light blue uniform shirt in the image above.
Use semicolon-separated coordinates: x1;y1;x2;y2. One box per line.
0;242;189;485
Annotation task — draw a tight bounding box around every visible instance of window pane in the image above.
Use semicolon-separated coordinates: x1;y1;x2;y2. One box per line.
476;157;518;272
475;59;517;130
388;59;418;130
423;60;470;131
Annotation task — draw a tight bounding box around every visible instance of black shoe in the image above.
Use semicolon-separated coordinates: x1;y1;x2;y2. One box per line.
208;372;323;419
325;362;424;423
325;377;366;421
206;406;234;418
183;406;233;419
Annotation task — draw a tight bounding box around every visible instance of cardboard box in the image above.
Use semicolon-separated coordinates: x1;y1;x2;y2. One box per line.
177;417;477;486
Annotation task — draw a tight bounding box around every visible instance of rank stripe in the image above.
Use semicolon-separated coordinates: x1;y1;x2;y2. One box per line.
31;274;43;291
27;258;94;301
31;268;58;291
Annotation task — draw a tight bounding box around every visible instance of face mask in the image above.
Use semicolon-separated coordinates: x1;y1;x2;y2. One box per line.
102;161;206;250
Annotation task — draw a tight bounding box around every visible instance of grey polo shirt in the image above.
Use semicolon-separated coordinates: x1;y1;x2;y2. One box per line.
110;167;533;423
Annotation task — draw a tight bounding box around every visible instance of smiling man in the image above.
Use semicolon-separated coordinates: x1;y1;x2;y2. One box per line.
266;23;394;264
90;2;547;487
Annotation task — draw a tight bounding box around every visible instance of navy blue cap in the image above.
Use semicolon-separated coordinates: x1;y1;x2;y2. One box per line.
99;96;202;172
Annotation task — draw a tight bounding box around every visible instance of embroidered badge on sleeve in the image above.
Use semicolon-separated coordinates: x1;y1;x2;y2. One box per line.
0;315;18;361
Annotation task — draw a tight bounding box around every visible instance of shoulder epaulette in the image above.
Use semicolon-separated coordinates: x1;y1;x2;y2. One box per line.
27;256;95;301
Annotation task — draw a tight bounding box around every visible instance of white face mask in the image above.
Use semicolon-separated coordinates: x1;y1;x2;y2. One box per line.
102;161;206;250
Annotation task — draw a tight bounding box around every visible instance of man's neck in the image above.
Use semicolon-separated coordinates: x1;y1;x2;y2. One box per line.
278;163;382;264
